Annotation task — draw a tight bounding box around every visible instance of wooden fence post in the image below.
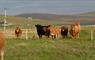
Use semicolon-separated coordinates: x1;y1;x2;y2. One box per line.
26;29;28;40
91;30;93;40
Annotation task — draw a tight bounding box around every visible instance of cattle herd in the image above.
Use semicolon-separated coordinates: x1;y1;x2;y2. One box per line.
14;21;80;39
0;21;80;60
35;21;80;39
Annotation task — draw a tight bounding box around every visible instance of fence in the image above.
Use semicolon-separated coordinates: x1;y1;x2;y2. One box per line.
0;28;95;40
0;29;37;39
79;29;95;40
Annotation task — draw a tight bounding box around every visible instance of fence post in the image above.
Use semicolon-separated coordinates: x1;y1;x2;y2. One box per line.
91;30;93;40
26;29;28;40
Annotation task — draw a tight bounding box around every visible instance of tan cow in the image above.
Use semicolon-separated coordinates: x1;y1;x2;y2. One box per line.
70;21;80;39
0;32;5;60
50;28;61;39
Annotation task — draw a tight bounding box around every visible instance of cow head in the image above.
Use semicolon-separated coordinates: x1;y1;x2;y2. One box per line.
35;24;42;30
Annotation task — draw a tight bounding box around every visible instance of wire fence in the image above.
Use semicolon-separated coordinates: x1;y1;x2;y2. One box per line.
0;28;95;40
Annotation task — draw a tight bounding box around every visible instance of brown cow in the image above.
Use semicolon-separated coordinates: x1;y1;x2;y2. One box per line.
61;26;68;38
15;27;22;38
70;21;80;39
0;32;5;60
50;28;61;39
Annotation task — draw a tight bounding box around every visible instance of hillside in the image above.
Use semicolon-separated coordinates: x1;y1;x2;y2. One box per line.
0;15;58;29
0;16;28;24
0;11;95;28
16;12;95;21
16;13;63;21
78;11;95;16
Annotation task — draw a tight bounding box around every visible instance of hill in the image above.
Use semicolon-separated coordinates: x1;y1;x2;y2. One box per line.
78;11;95;16
16;12;95;21
0;11;95;28
0;15;59;29
16;13;64;21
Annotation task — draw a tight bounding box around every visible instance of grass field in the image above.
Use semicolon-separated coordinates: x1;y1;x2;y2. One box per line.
0;15;95;60
5;38;95;60
3;29;95;60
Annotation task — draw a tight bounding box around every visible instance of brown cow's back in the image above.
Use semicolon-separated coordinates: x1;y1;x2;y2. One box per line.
0;32;5;60
0;32;5;50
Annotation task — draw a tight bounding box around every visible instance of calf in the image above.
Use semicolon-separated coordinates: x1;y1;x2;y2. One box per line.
15;27;22;38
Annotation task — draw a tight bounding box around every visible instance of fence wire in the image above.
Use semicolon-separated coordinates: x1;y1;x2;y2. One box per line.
0;28;94;40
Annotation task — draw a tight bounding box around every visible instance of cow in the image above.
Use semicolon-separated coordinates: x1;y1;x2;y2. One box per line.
61;26;68;38
0;32;5;60
15;27;22;38
70;21;80;39
35;24;50;39
50;28;61;39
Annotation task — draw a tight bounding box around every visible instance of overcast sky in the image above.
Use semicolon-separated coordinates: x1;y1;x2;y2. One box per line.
0;0;95;15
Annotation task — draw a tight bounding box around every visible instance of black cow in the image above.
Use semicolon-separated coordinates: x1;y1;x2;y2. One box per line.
35;24;50;39
61;26;68;38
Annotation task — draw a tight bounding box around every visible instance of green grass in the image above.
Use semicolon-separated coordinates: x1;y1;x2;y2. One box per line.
4;36;95;60
0;15;95;60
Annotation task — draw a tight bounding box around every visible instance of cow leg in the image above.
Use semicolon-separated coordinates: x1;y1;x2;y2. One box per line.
51;35;55;39
64;35;66;38
51;35;53;39
74;33;78;39
75;35;77;39
47;35;50;38
61;35;64;38
63;35;65;38
16;34;19;38
39;35;42;39
73;36;76;39
54;35;56;39
71;36;74;39
56;34;58;38
65;34;68;38
0;50;4;60
72;37;74;39
77;33;79;38
62;35;65;39
38;35;40;39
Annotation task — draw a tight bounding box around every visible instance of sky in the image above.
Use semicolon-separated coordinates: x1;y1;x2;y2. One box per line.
0;0;95;15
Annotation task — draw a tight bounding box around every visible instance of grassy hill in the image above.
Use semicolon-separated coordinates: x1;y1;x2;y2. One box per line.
0;15;59;29
16;12;95;23
0;11;95;29
16;13;78;21
78;11;95;16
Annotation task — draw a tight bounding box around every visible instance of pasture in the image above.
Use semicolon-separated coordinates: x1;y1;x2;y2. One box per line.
3;27;95;60
0;16;95;60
